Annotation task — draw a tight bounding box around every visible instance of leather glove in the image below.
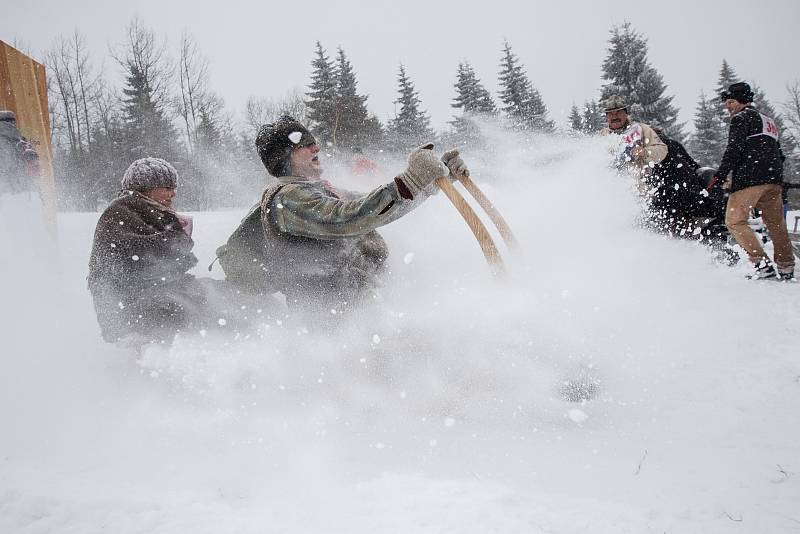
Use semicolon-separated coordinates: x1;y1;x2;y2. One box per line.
441;149;469;178
396;144;447;200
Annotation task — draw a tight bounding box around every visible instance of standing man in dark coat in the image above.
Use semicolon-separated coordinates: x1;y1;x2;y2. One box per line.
714;82;795;280
88;157;235;343
0;111;39;196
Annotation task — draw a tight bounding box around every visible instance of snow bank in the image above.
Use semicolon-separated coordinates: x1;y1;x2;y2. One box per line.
1;133;798;533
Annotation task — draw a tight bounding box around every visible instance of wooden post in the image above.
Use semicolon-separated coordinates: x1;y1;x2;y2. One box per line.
0;40;57;238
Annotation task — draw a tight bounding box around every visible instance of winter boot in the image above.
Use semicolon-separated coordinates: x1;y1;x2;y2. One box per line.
747;258;777;280
778;267;796;282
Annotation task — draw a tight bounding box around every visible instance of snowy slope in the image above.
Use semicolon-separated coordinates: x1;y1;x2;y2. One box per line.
1;134;799;533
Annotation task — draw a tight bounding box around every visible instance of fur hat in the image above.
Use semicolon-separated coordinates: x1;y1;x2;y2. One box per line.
720;82;754;104
603;95;627;113
0;110;16;122
255;115;317;177
121;157;178;191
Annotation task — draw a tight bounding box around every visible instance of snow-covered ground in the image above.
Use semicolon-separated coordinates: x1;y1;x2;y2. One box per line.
2;133;799;533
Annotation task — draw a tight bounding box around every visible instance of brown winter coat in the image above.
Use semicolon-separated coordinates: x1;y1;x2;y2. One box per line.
88;191;201;341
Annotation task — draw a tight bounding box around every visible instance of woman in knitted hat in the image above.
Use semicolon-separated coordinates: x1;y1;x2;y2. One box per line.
88;157;240;344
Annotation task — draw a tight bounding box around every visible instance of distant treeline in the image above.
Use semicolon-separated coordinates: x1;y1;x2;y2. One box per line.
38;19;800;210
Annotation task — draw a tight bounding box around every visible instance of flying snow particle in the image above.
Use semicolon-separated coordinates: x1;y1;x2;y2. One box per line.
288;131;303;144
372;334;381;344
374;443;387;450
218;318;227;326
444;417;456;428
403;252;415;265
131;255;139;261
110;243;116;248
568;409;589;424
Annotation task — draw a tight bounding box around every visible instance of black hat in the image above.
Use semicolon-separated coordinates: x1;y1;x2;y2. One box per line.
720;82;754;104
255;115;317;177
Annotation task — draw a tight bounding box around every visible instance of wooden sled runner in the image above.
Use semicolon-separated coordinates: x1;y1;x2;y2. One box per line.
435;173;518;277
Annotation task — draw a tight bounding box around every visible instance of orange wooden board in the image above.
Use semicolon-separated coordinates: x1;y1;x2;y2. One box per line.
0;40;57;235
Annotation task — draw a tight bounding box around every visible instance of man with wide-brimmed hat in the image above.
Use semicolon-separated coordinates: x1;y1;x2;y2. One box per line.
714;82;794;280
216;115;469;318
602;95;667;171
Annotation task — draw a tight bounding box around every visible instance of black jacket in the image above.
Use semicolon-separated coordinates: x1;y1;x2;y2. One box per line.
646;129;720;219
717;106;784;192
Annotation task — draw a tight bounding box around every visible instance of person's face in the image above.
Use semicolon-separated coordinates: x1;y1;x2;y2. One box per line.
289;143;323;180
725;98;745;116
144;187;176;208
606;108;629;130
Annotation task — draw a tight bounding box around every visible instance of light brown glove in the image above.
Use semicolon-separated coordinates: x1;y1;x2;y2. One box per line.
441;149;470;178
396;144;447;199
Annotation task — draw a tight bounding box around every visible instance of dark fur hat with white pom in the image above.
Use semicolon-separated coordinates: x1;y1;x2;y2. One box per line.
255;115;317;177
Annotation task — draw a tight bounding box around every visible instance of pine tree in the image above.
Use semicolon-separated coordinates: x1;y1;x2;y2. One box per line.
452;61;496;114
637;66;684;140
305;42;338;144
714;59;740;126
332;47;382;150
582;100;605;133
689;90;726;165
600;22;682;138
497;40;554;132
120;63;178;162
568;104;583;132
388;64;434;151
450;61;496;145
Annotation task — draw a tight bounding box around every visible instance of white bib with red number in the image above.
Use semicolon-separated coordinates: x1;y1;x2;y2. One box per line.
753;113;779;140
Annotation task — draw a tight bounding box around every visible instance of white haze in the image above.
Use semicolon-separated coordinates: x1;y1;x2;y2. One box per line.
1;131;799;533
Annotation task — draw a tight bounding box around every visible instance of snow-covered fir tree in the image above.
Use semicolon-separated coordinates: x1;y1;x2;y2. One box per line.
689;90;726;165
582;100;605;133
497;40;554;132
714;59;740;126
600;22;682;139
332;47;382;150
305;42;338;145
637;66;684;140
120;64;178;163
450;61;496;147
388;64;434;151
568;104;583;132
452;61;496;114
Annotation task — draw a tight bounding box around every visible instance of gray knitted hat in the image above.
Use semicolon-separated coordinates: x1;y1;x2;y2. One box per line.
121;157;178;191
0;110;16;122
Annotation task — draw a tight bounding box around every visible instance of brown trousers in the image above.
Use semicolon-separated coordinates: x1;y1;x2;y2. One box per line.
725;184;795;271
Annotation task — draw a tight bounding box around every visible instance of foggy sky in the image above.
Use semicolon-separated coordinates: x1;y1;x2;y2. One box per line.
3;0;799;133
